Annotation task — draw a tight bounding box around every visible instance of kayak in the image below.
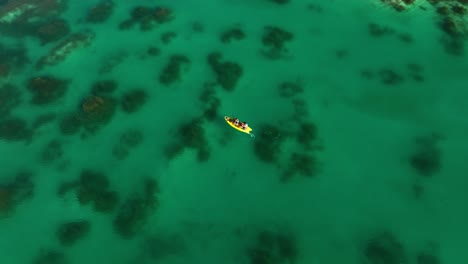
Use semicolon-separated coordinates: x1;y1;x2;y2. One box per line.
224;116;252;134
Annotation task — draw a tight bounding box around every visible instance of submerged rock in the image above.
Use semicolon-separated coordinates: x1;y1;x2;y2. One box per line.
364;231;407;264
57;220;91;246
35;18;70;45
0;172;34;217
80;95;117;132
0;117;32;142
36;31;95;69
207;52;243;91
261;26;294;59
409;134;442;177
113;178;159;239
86;0;115;24
142;234;187;261
27;76;68;105
121;89;147;113
32;249;67;264
0;84;21;118
247;229;298;264
159;54;190;86
58;169;119;214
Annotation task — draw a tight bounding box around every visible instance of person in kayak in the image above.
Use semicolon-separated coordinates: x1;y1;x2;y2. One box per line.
233;118;240;126
241;122;249;130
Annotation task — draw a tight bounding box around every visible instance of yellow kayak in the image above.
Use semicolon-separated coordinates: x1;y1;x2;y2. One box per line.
224;116;252;134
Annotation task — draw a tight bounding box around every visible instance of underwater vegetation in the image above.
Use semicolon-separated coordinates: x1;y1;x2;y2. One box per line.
0;84;21;118
198;84;221;121
261;26;294;59
368;22;413;43
0;2;462;264
363;231;407;264
0;43;29;75
85;0;115;24
0;171;34;218
120;89;148;113
252;122;321;182
56;220;91;246
269;0;290;5
359;230;442;264
35;18;70;45
113;177;159;239
58;83;118;137
160;31;177;45
112;128;144;160
417;247;441;264
26;76;69;105
119;5;174;31
159;54;190;86
379;0;468;55
207;52;243;92
80;95;117;134
32;249;67;264
39;139;63;164
36;31;96;69
91;79;118;96
408;134;442;177
253;124;285;164
220;26;246;43
139;233;187;261
164;117;211;162
0;0;67;43
277;81;304;99
252;78;323;182
58;169;119;214
246;229;298;264
0;117;32;142
360;63;425;85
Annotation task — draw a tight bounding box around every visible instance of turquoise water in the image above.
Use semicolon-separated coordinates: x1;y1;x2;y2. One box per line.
1;0;467;263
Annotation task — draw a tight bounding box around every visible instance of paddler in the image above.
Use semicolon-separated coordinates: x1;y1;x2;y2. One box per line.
241;122;249;130
231;117;248;130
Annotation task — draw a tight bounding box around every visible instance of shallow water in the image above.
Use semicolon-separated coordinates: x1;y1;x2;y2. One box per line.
0;0;467;264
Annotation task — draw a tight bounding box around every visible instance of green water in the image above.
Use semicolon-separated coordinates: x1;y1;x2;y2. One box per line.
0;0;467;263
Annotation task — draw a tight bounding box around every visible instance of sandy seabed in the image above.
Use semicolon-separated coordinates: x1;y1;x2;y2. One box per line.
0;0;468;264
